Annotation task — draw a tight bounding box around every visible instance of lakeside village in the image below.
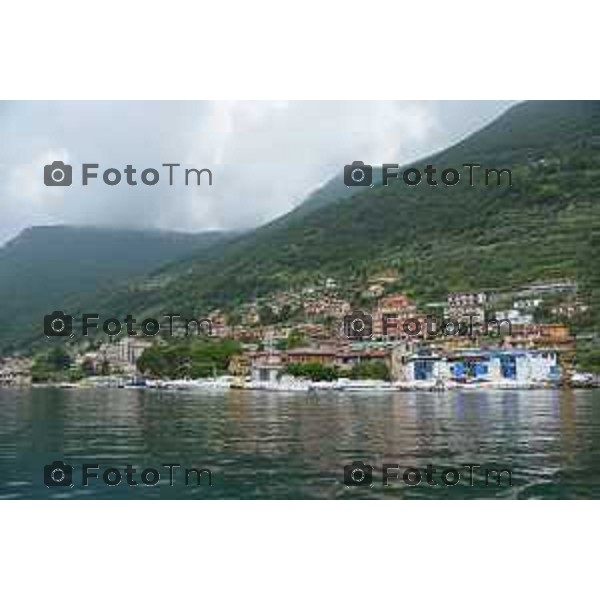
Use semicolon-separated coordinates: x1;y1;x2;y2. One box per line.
1;275;599;392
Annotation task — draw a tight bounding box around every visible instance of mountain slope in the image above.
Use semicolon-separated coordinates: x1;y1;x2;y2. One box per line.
0;226;231;351
7;101;600;350
115;100;600;312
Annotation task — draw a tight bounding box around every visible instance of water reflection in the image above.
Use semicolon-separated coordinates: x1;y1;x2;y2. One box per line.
0;387;599;499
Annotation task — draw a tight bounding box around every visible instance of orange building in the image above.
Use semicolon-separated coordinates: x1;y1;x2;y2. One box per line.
372;294;418;339
285;347;338;365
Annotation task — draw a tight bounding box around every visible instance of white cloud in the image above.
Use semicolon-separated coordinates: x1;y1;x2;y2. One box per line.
0;100;514;243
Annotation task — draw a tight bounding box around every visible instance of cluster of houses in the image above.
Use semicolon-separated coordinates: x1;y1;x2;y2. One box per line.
0;277;591;388
74;337;154;376
0;356;33;386
231;346;389;383
224;278;584;387
241;335;568;387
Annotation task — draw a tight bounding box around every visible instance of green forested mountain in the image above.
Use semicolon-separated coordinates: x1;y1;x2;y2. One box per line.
3;101;600;351
0;226;230;351
97;101;599;313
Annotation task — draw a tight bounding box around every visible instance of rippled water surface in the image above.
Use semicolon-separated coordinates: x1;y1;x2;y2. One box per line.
1;387;599;499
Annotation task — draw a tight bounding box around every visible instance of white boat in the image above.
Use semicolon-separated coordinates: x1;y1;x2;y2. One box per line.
193;376;235;390
159;376;234;391
336;378;395;392
244;377;313;392
310;380;342;391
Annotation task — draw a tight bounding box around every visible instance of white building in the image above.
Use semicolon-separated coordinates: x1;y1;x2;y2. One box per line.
400;349;560;384
97;337;154;374
495;308;533;326
513;298;542;310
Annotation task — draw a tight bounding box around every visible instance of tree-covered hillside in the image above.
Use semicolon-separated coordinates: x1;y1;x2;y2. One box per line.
0;226;231;351
4;101;600;351
91;101;599;317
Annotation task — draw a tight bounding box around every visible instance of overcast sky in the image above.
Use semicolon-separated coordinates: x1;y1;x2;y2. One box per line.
0;100;515;244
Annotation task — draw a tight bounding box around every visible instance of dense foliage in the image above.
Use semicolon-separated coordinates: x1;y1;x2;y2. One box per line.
0;227;229;352
31;347;82;382
284;362;340;381
84;102;600;321
348;361;390;381
137;338;242;379
284;360;390;381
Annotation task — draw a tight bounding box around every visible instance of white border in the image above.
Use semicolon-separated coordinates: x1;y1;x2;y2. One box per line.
0;0;597;99
2;502;598;598
2;1;598;595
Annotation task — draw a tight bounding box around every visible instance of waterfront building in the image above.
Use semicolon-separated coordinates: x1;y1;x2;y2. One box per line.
92;337;155;375
403;350;451;382
399;348;561;384
286;347;338;366
249;351;285;383
247;344;392;380
334;348;389;373
389;340;417;381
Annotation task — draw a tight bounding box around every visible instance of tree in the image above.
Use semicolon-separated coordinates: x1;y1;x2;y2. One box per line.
284;362;339;381
349;361;390;381
47;347;72;370
31;346;73;382
258;304;277;325
137;338;242;378
226;311;242;327
286;329;305;349
81;357;96;377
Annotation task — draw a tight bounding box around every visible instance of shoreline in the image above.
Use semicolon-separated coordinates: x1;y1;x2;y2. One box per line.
24;377;599;392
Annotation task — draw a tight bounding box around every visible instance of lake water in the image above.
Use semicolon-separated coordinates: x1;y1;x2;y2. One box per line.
1;387;599;499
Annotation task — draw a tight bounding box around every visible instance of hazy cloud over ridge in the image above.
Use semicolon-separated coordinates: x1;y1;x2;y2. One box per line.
0;100;514;244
